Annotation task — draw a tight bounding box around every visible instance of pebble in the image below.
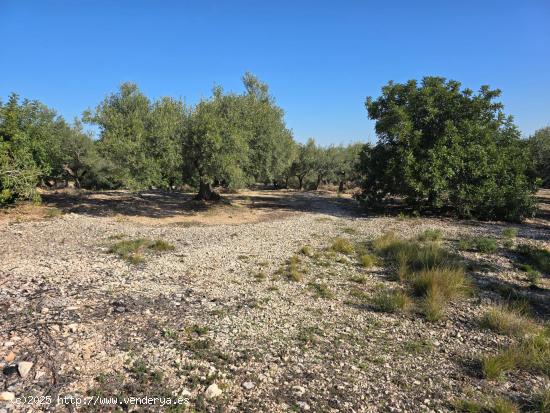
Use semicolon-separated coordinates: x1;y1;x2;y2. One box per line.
204;383;222;399
18;361;33;378
0;392;14;401
242;381;255;390
296;401;310;411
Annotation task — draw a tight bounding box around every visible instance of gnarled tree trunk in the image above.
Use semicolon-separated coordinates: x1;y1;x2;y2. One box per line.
195;181;221;201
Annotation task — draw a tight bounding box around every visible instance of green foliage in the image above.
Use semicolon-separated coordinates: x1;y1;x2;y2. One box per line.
371;287;411;313
330;237;355;254
108;238;175;263
458;236;498;253
528;126;550;187
417;228;443;242
308;282;334;299
358;77;538;221
517;244;550;274
501;228;518;239
480;306;538;337
455;397;519;413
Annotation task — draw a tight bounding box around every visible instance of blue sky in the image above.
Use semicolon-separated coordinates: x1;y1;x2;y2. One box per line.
1;0;549;145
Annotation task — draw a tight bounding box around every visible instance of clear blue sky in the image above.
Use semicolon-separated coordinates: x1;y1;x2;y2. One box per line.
1;0;549;145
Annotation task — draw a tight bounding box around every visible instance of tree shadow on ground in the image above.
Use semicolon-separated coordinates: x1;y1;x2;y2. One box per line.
41;189;363;220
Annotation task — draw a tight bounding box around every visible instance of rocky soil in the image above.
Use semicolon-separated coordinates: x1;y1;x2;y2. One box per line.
0;190;548;412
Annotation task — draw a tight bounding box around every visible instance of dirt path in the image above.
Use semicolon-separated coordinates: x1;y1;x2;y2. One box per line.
0;190;549;412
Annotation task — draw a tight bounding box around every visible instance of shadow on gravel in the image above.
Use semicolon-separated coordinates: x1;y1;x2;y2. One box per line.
41;189;364;220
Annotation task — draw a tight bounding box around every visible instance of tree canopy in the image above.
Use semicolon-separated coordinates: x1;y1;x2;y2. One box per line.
357;77;538;221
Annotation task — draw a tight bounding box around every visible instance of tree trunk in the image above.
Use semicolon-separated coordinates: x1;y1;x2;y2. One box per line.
298;176;304;190
195;181;221;201
338;180;345;192
314;175;322;190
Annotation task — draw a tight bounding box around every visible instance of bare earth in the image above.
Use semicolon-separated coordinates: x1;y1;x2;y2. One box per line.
0;189;549;412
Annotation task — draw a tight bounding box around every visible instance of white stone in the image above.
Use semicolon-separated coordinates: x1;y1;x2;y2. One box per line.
204;383;222;399
18;361;33;378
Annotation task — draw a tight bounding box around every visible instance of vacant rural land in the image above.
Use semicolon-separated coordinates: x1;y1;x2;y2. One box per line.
1;188;548;412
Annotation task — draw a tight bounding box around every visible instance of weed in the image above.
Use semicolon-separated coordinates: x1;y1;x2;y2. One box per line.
300;245;313;257
358;253;377;268
482;350;516;380
422;287;446;322
372;287;411;313
148;239;175;251
520;264;542;285
308;282;334;299
342;227;358;235
517;244;550;274
502;228;519;239
108;238;174;263
458;236;498;253
330;237;355;254
480;306;538;337
296;326;323;346
417;228;443;242
533;387;550;413
254;271;267;281
45;207;62;218
287;255;304;281
349;287;369;301
350;275;367;284
410;266;470;300
403;339;433;354
455;397;519;413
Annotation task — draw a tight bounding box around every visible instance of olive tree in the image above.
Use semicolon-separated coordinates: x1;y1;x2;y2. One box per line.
358;77;538;221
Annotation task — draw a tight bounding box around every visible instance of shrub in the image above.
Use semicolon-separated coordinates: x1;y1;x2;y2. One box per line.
287;255;303;282
372;288;411;313
534;387;550;413
517;244;550;274
308;282;334;299
300;245;313;257
480;306;538;337
410;267;470;300
458;236;498;253
455;397;519;413
108;238;175;263
357;77;537;221
417;229;443;242
358;253;377;268
330;237;354;254
502;228;518;239
482;350;517;380
350;275;367;284
422;287;446;322
373;233;458;272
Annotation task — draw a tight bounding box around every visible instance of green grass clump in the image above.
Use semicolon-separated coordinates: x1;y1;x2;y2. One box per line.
458;236;498;253
480;306;538;337
308;282;334;299
45;207;63;218
517;244;550;274
522;265;542;285
350;275;367;284
502;228;519;239
373;232;459;272
108;238;175;263
342;227;358;235
481;330;550;379
287;255;303;282
371;288;411;313
358;253;377;268
411;266;470;300
534;387;550;413
410;266;470;321
254;271;267;281
299;245;313;257
330;237;354;254
455;397;519;413
148;239;175;251
417;228;443;242
422;287;446;322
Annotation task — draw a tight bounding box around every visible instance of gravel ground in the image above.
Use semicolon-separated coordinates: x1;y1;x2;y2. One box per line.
0;191;549;412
